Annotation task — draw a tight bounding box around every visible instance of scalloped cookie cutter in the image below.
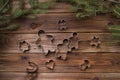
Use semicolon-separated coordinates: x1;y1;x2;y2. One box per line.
19;41;31;53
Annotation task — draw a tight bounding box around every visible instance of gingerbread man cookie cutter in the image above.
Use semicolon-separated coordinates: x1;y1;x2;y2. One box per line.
58;20;68;31
90;36;101;48
56;39;71;60
69;32;80;50
36;30;56;56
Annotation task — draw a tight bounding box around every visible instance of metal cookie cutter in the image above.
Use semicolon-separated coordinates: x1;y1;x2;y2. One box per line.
26;61;38;80
80;60;91;71
19;41;31;53
56;39;71;60
36;30;56;56
45;59;55;70
90;36;101;48
69;32;80;50
26;61;38;73
58;20;68;31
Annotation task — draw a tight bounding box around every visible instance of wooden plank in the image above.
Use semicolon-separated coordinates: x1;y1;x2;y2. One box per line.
0;53;120;72
0;33;119;53
0;14;113;33
0;72;120;80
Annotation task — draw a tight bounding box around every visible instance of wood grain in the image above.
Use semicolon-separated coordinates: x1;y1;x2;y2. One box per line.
0;2;120;80
0;72;120;80
0;13;114;33
0;33;119;53
0;53;120;72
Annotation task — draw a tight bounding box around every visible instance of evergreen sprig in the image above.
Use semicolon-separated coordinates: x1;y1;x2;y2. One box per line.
56;0;120;19
0;0;54;30
109;25;120;43
57;0;120;42
113;5;120;18
109;25;120;33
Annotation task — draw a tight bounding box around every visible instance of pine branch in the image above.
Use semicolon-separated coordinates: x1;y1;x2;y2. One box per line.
56;0;120;19
0;24;19;31
109;25;120;33
0;0;10;13
113;5;120;18
109;25;120;40
57;0;120;41
0;0;54;30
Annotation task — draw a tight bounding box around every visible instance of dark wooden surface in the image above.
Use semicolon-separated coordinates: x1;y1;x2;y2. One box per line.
0;2;120;80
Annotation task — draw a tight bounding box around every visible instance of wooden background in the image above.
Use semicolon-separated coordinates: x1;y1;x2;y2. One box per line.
0;2;120;80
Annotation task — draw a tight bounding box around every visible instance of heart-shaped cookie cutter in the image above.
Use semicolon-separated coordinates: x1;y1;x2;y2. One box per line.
45;59;55;70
